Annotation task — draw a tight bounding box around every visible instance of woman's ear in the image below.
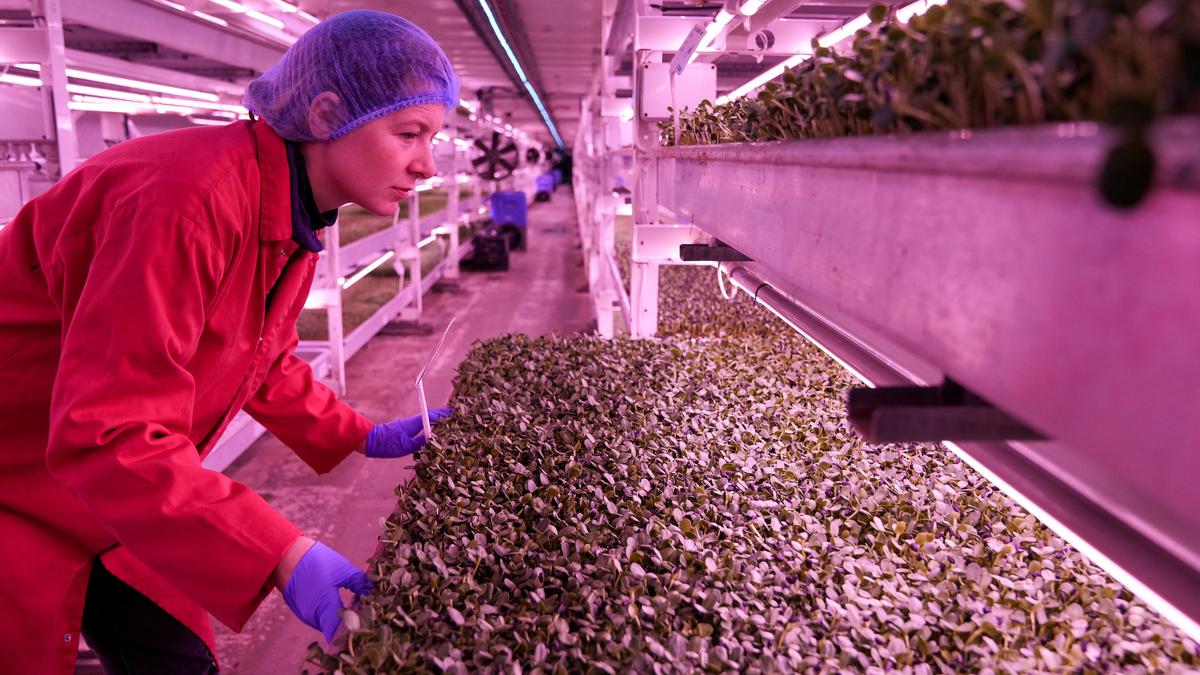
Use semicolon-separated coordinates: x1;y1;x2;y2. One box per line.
306;91;343;140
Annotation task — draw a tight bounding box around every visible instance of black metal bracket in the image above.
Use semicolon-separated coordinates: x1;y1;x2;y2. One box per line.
847;379;1048;443
679;240;752;262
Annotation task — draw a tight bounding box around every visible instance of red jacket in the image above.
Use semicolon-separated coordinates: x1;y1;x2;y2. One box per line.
0;120;373;673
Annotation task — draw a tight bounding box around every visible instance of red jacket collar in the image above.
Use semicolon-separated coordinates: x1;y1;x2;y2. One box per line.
251;120;294;242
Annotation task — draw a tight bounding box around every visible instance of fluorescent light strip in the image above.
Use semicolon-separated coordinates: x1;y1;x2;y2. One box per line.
298;10;319;24
208;0;245;12
246;9;285;30
71;95;199;116
689;8;736;64
738;0;767;15
193;10;228;27
205;0;285;30
943;440;1200;645
268;0;298;12
0;72;43;87
716;54;803;104
418;234;439;248
717;0;937;105
726;271;877;387
155;0;187;10
68;100;144;114
68;84;150;102
68;87;246;116
42;67;221;102
340;251;394;288
816;13;872;48
475;0;564;149
190;117;233;126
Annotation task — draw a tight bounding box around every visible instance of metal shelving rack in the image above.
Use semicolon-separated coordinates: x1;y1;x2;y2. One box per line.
575;0;1200;642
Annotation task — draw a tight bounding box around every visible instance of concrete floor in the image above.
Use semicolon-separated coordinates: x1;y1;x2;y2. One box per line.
212;188;593;673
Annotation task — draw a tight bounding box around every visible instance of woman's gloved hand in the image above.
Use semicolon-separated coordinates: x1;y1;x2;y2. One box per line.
282;541;373;643
364;408;454;458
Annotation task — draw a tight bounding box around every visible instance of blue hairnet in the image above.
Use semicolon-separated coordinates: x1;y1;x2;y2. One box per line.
243;10;461;141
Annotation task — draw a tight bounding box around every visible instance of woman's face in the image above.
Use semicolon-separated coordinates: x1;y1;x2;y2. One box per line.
307;103;446;216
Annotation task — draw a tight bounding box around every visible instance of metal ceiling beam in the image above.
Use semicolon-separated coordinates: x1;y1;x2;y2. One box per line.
60;0;284;75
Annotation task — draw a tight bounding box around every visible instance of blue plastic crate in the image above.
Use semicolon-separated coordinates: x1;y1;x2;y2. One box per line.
550;169;563;186
490;191;527;227
536;174;555;194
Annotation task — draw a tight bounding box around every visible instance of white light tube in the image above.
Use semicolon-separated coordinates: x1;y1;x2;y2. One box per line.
190;117;232;126
738;0;767;16
340;251;394;288
206;0;285;30
0;72;43;87
24;64;223;101
418;234;439;248
267;0;298;12
68;84;150;102
725;272;876;387
68;83;246;114
193;10;229;27
68;100;144;114
298;10;319;24
154;0;187;10
208;0;246;12
816;13;872;48
435;131;450;142
246;9;286;30
476;0;564;148
716;53;804;104
414;184;436;192
689;7;736;64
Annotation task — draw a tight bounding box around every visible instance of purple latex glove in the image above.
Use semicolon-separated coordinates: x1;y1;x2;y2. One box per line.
365;408;454;458
282;542;373;643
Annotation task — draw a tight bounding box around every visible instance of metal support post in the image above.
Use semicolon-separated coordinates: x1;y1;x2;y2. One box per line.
409;191;423;315
325;223;347;396
629;2;663;337
35;0;77;176
630;261;659;338
445;128;462;281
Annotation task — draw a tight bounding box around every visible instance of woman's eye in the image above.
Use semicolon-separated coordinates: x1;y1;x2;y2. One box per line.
397;132;419;141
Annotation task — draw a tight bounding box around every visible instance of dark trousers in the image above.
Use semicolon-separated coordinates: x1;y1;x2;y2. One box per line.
81;559;219;675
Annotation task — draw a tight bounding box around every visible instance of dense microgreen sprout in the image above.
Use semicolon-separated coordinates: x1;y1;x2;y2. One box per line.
307;264;1197;673
662;0;1197;147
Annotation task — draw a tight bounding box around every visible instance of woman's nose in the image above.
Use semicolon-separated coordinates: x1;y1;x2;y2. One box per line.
410;143;437;180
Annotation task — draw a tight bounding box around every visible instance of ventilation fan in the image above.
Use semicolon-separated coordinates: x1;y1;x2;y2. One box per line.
472;131;518;181
525;147;541;163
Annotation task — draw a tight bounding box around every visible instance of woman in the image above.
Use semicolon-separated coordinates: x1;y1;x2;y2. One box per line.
0;10;458;673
